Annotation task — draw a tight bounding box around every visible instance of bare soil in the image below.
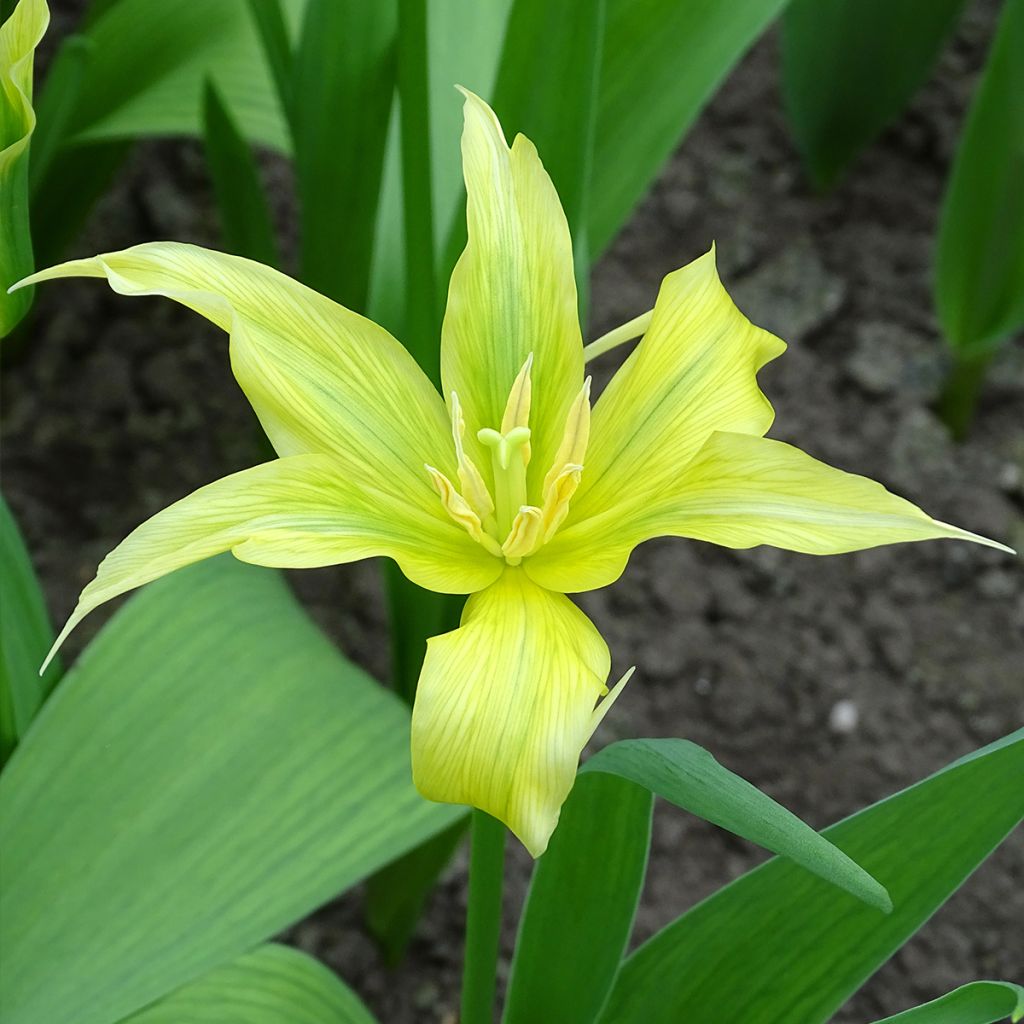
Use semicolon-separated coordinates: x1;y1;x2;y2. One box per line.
3;3;1021;1022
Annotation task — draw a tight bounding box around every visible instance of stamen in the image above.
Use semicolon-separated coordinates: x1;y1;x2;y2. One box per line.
449;391;495;529
502;505;543;563
500;353;534;465
425;464;503;556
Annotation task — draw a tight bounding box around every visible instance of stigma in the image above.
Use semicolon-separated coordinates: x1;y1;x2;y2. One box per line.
425;355;591;564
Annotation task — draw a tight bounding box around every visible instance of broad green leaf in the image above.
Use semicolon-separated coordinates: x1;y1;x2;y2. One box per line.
582;738;891;912
293;0;396;310
782;0;966;189
126;944;378;1024
0;494;60;762
0;0;47;337
589;0;786;256
502;773;652;1024
597;731;1024;1024
867;981;1024;1024
67;0;293;151
247;0;295;132
489;0;605;308
935;0;1024;355
202;79;280;267
0;557;461;1024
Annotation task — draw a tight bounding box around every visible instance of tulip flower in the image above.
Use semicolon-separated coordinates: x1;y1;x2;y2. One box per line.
15;91;1009;857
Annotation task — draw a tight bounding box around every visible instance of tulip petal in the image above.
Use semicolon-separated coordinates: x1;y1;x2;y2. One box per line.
573;246;785;522
43;454;503;672
411;568;612;857
441;90;584;493
15;243;456;520
528;432;1013;591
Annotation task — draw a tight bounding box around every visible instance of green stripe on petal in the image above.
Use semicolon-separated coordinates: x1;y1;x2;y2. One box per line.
15;242;455;501
577;247;785;522
441;90;584;494
411;568;610;857
528;432;1012;592
43;454;502;673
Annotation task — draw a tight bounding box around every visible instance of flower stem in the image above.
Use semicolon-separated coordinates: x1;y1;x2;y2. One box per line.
461;810;507;1024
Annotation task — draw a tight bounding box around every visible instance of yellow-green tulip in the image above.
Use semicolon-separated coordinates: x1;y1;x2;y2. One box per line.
16;92;1011;857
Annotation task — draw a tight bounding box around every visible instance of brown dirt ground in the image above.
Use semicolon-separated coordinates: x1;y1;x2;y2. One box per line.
3;2;1021;1022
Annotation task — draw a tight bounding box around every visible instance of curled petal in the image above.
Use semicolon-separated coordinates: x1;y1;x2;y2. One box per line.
411;569;612;856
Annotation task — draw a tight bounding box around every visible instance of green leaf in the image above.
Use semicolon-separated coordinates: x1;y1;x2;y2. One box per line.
490;0;605;309
589;0;786;256
367;0;511;339
292;0;396;310
67;0;292;151
597;731;1024;1024
0;557;461;1024
582;738;891;912
247;0;295;134
502;773;652;1024
126;944;378;1024
0;0;47;337
28;33;91;191
782;0;966;189
0;494;60;762
866;981;1024;1024
366;815;468;965
202;78;280;267
935;0;1024;355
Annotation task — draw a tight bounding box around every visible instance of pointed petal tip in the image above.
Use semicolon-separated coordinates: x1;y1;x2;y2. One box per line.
933;519;1016;556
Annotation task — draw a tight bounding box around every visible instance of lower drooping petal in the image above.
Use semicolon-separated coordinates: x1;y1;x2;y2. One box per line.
42;454;503;673
527;431;1013;592
410;568;613;857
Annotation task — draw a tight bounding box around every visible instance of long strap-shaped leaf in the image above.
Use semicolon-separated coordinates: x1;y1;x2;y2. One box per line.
0;557;461;1024
597;731;1024;1024
866;981;1024;1024
0;493;60;762
502;773;653;1024
781;0;966;189
582;738;891;911
124;944;378;1024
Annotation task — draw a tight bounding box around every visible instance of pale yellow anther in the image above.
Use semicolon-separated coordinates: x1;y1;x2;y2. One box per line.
450;391;495;525
425;464;503;557
502;505;544;562
541;377;591;500
500;353;534;464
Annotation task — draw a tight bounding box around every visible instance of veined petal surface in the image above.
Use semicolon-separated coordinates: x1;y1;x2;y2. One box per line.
411;568;610;857
573;247;785;521
17;243;455;506
44;454;502;671
441;91;584;492
528;432;1012;591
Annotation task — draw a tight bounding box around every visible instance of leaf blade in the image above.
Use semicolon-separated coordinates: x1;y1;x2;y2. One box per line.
502;772;652;1024
935;0;1024;355
597;731;1024;1024
0;557;460;1024
866;981;1024;1024
125;944;379;1024
581;737;891;912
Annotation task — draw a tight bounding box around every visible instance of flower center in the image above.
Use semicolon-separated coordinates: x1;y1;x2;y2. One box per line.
424;354;591;565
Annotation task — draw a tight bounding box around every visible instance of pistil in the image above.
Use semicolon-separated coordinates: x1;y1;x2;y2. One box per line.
477;425;531;537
